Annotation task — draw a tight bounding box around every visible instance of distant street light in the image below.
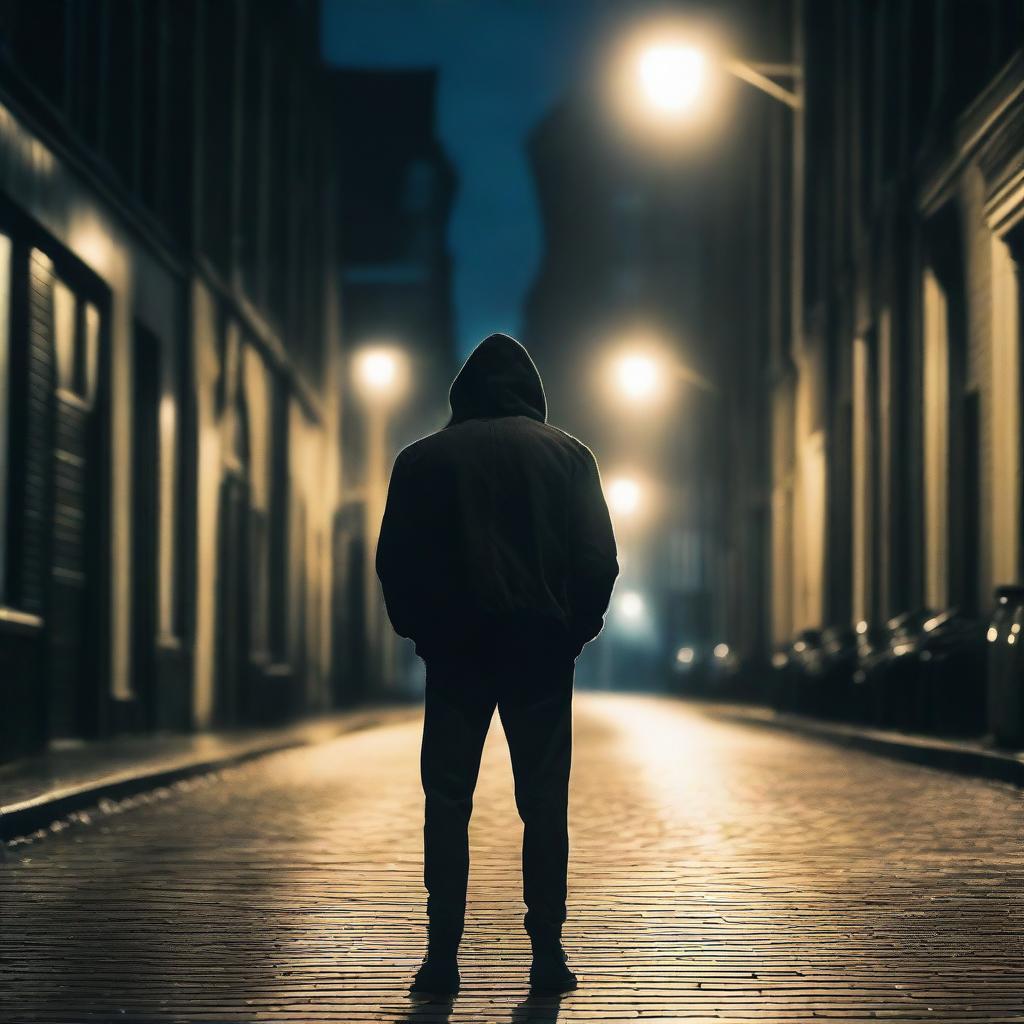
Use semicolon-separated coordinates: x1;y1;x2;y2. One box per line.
608;476;642;517
354;343;409;690
615;352;662;403
354;346;407;403
607;340;715;409
619;591;646;620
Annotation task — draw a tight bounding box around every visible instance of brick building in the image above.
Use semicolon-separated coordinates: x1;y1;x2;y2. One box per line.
0;1;347;759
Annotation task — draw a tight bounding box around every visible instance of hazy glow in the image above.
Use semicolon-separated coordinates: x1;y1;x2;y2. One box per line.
608;477;641;517
713;643;730;659
988;626;999;642
619;591;645;620
676;646;694;665
637;44;707;115
605;19;726;151
856;620;868;635
614;352;662;403
354;345;407;402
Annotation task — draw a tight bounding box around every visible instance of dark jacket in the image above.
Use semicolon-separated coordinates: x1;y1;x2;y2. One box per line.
375;333;619;661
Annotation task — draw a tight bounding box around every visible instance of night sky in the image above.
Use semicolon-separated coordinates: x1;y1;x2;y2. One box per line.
321;0;671;359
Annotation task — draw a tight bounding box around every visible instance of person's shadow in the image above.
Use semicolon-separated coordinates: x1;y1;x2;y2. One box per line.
511;992;565;1023
394;992;565;1023
395;995;456;1023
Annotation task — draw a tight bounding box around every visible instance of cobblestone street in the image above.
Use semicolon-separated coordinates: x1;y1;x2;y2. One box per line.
3;694;1023;1023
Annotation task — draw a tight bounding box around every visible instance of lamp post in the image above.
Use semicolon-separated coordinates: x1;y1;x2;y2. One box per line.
353;345;408;691
627;22;805;343
624;8;806;647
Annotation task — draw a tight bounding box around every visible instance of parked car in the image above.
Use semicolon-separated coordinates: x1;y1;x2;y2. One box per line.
916;608;986;736
987;585;1024;747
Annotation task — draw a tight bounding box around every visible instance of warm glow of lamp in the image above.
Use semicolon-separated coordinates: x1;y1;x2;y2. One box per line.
610;346;666;406
637;43;707;115
608;477;641;517
353;345;407;403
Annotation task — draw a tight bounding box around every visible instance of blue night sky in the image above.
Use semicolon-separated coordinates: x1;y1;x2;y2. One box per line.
321;0;648;358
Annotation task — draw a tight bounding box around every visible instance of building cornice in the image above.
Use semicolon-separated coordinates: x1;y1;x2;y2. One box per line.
918;51;1024;229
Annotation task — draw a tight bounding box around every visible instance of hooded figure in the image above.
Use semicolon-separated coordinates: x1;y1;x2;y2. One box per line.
376;333;618;997
377;332;618;662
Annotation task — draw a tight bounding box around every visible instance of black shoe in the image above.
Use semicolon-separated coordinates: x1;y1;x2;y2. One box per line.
529;942;578;995
409;953;460;997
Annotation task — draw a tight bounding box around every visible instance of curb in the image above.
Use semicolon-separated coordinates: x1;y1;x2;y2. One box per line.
698;703;1024;787
1;707;418;842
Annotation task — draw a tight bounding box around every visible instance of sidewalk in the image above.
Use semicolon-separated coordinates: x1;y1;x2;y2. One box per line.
696;699;1024;786
0;704;419;842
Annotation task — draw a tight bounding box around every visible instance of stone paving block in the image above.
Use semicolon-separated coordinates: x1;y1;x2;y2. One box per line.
1;693;1023;1022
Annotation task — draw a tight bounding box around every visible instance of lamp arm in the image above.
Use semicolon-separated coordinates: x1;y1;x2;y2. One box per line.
725;58;802;110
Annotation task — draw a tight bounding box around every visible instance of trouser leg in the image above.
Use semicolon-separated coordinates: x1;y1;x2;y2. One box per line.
420;660;495;943
498;661;574;944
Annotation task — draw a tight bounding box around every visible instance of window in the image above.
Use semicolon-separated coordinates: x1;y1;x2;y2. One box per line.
53;278;76;390
53;275;99;405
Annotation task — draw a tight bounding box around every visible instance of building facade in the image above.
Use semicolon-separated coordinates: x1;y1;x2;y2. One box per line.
0;0;347;760
718;1;1024;729
329;68;457;700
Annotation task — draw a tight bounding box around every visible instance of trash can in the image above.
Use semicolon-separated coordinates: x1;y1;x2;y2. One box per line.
987;585;1024;747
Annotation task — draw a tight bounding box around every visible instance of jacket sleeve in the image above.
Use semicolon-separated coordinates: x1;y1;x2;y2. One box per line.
567;447;619;651
375;450;421;641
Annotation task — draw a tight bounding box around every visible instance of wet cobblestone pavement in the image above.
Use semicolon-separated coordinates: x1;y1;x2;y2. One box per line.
2;693;1023;1022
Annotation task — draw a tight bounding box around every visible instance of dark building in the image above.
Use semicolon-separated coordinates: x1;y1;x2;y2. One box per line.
0;0;347;760
522;93;726;685
328;68;457;698
717;0;1024;738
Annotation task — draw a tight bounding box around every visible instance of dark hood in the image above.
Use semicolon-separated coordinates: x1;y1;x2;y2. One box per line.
447;333;547;425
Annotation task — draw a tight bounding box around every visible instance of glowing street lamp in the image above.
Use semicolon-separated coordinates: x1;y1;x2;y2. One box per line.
609;346;667;407
608;476;642;518
354;343;409;690
615;352;661;402
636;43;708;117
619;591;646;620
354;346;407;403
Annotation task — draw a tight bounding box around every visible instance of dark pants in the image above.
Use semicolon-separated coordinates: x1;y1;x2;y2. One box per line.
420;651;574;946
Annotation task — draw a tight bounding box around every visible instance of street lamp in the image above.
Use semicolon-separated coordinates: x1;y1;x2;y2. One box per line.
353;343;409;691
614;352;662;404
607;341;716;408
619;591;646;621
625;15;807;646
608;476;642;518
353;346;407;404
636;43;708;116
